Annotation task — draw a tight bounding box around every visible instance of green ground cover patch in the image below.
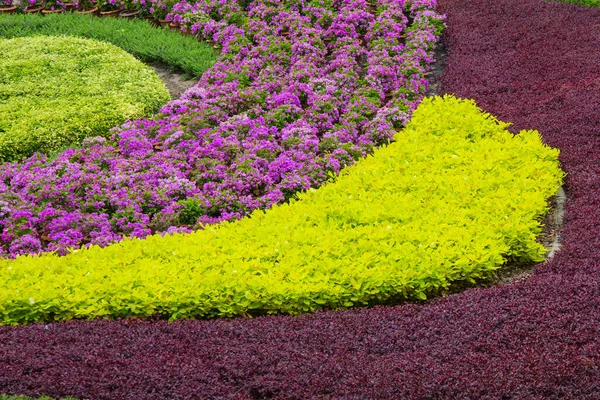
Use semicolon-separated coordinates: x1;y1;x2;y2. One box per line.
0;35;170;162
553;0;599;6
0;396;77;400
0;13;217;77
0;96;564;325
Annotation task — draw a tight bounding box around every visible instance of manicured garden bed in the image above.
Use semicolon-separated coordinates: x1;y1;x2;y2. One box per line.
0;0;443;257
0;96;562;325
2;0;599;398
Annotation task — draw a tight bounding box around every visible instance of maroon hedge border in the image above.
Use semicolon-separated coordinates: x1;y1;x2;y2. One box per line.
1;0;600;398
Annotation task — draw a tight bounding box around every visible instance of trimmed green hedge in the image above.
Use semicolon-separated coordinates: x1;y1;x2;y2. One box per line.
0;396;77;400
0;96;564;325
0;36;170;162
553;0;599;6
0;13;217;77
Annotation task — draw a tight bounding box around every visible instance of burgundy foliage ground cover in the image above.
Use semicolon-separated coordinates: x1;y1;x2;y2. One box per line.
1;0;599;398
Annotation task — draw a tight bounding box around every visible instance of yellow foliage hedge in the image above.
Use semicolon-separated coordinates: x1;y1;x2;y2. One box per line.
0;96;564;325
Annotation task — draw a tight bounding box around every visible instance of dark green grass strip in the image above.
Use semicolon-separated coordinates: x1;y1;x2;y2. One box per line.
0;396;78;400
552;0;599;6
0;13;217;78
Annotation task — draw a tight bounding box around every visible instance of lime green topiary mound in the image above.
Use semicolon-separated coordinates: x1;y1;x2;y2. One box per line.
0;96;564;325
0;36;170;162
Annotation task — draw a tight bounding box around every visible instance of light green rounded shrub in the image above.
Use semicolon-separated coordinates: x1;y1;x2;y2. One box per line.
0;36;170;162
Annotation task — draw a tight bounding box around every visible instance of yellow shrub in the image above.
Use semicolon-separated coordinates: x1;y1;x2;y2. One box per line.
0;95;564;325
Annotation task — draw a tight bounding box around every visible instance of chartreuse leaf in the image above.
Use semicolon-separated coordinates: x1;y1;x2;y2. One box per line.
0;95;564;325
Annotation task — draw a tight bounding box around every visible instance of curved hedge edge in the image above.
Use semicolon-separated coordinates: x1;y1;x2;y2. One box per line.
0;13;218;78
0;95;564;326
0;0;445;258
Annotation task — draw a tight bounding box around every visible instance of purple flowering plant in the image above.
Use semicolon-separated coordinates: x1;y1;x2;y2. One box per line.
150;0;177;19
166;1;213;31
74;0;96;10
0;0;443;258
121;0;139;11
43;0;65;10
25;0;44;8
99;0;121;11
136;0;150;14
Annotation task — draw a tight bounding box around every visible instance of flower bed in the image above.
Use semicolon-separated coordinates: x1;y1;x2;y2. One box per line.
0;0;444;257
0;95;563;325
2;0;598;397
0;36;170;162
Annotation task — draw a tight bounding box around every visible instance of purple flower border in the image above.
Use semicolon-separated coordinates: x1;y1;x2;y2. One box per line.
0;0;443;258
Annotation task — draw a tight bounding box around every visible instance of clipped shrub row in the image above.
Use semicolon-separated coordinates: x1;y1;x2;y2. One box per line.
0;95;564;325
552;0;599;6
0;396;75;400
0;0;444;257
0;13;217;78
0;36;170;162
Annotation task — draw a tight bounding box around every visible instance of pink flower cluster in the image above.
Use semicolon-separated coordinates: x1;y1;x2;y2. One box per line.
0;0;443;258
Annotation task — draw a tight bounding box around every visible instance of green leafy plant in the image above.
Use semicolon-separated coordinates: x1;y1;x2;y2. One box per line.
551;0;599;5
0;95;564;325
121;0;138;11
75;0;96;10
0;13;217;77
177;198;205;226
98;0;120;11
0;35;170;161
43;0;65;10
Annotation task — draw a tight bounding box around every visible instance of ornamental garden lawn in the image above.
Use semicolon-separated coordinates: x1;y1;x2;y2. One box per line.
2;0;595;398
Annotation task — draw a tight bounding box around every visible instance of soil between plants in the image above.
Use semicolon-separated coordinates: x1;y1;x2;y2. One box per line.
150;64;197;99
426;36;448;97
